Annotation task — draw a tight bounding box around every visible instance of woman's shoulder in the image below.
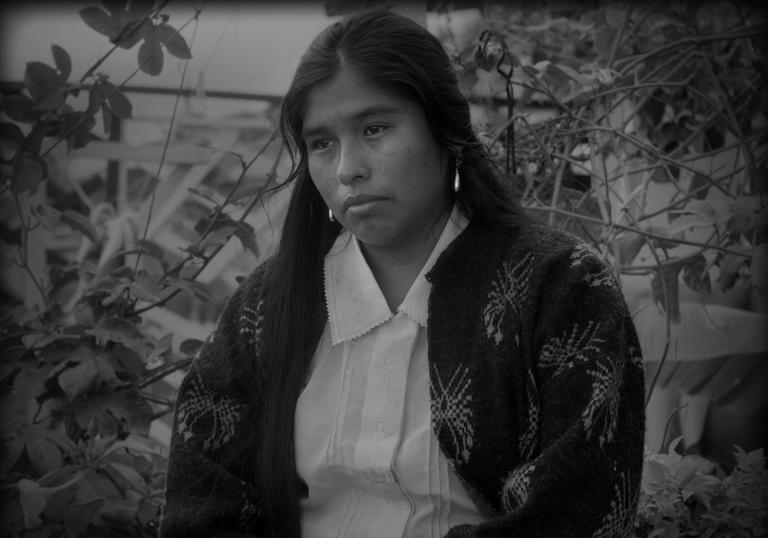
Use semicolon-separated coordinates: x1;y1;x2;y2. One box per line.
233;257;274;303
471;218;595;262
186;259;273;379
472;219;617;290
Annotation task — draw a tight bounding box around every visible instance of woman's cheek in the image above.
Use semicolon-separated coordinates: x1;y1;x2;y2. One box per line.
309;164;335;206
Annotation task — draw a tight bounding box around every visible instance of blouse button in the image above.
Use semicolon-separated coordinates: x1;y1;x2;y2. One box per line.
376;423;385;432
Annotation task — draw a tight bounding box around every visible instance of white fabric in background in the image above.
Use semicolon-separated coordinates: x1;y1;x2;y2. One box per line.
295;208;485;537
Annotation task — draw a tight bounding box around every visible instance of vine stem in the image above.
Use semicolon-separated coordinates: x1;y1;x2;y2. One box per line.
12;191;46;302
616;23;768;76
606;4;633;67
525;205;750;258
142;130;279;289
197;130;278;240
133;7;203;276
38;0;174;162
611;194;675;409
137;358;193;389
78;0;171;84
131;140;285;317
547;138;571;227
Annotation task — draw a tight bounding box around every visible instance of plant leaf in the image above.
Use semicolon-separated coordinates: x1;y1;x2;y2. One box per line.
0;122;25;148
58;357;99;399
1;437;25;476
86;317;147;356
24;61;66;111
25;431;63;475
17;479;46;529
651;261;683;323
107;389;153;436
102;0;128;16
103;462;148;493
87;81;108;114
41;480;79;521
61;110;96;150
14;367;47;398
126;0;155;19
103;81;132;118
51;44;72;81
99;497;140;527
128;274;163;302
133;239;166;264
684;200;716;219
114;18;150;49
157;23;192;59
138;28;163;75
170;278;212;302
668;214;714;235
61;209;99;243
12;152;46;194
79;6;120;39
135;501;160;525
716;251;749;292
2;94;39;123
681;253;711;294
63;498;104;536
614;231;645;266
180;338;204;357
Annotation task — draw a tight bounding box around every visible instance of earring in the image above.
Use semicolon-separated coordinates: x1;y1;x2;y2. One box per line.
453;162;461;193
328;208;335;222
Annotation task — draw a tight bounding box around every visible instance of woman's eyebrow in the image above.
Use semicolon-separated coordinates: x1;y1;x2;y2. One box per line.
302;104;404;138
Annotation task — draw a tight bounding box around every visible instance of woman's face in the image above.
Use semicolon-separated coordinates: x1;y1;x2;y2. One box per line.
302;69;451;253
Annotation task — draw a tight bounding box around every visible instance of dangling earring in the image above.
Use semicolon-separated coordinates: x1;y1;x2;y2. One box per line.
453;159;462;193
328;208;335;222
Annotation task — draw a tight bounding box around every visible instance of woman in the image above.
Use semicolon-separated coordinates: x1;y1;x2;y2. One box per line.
161;8;645;538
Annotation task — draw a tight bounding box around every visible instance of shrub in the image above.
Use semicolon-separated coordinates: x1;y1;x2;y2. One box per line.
636;439;768;537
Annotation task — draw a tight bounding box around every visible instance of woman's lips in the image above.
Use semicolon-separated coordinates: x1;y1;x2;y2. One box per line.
342;194;388;213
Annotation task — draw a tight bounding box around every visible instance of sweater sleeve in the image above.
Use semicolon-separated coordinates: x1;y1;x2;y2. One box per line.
447;242;646;537
159;268;268;538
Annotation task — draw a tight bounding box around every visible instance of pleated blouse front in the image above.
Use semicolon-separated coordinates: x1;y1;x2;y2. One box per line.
294;209;484;537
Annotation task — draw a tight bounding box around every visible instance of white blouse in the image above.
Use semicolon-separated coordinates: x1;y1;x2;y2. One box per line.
294;208;485;537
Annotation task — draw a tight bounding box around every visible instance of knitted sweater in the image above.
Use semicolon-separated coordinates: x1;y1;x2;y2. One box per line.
160;219;646;537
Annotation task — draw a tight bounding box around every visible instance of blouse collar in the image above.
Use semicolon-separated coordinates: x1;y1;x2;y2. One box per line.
323;206;468;345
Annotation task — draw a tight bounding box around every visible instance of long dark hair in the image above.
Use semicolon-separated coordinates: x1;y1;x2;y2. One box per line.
252;8;524;536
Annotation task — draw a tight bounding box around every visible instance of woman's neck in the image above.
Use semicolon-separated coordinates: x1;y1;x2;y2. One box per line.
359;209;451;312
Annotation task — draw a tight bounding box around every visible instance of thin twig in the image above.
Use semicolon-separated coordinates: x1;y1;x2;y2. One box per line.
131;141;285;316
133;10;203;276
615;23;768;76
525;205;751;258
137;358;193;389
607;5;633;67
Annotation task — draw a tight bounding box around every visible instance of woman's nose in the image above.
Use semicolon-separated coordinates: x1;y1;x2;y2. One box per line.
336;141;368;185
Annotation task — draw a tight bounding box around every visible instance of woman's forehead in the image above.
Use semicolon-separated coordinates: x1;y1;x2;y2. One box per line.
301;70;413;135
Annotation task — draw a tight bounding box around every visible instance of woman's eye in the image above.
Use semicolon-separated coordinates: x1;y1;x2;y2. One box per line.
309;139;331;151
364;124;388;136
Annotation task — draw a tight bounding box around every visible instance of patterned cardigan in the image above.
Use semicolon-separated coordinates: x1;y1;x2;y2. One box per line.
160;219;646;537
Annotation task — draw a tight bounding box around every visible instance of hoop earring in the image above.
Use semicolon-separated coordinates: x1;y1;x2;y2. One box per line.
328;208;335;222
